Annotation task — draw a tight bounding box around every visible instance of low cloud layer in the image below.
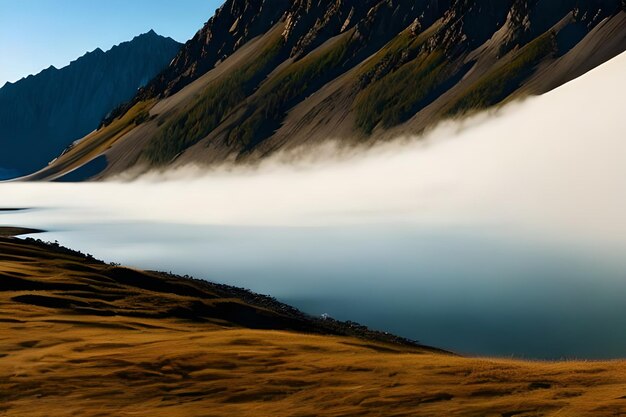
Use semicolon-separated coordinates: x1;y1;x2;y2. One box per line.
2;51;626;255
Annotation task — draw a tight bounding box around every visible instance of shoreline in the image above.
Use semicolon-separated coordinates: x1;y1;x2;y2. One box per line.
1;225;623;361
0;226;44;237
0;227;441;352
2;227;626;415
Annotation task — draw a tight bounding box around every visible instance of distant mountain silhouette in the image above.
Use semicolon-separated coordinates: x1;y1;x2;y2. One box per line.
0;30;181;177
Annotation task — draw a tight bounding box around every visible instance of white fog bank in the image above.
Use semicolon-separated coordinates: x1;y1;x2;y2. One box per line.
3;51;626;252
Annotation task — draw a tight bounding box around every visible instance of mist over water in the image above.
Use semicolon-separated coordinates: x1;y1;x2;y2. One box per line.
2;52;625;359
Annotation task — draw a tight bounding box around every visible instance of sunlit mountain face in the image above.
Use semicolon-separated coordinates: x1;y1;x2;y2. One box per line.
21;0;626;181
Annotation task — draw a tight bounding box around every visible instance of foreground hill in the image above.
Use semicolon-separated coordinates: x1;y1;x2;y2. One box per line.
30;0;626;180
1;233;626;416
0;30;181;178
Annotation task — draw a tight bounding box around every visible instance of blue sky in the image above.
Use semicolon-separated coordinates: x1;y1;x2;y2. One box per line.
0;0;223;86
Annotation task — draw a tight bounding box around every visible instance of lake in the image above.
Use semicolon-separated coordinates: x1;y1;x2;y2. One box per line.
2;206;626;359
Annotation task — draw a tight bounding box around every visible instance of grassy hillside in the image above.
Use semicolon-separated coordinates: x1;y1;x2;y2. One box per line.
445;32;558;116
143;38;284;165
227;34;353;150
352;26;448;134
2;234;626;416
354;49;452;134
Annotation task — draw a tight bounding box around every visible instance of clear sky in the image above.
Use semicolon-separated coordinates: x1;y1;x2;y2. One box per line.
0;0;224;86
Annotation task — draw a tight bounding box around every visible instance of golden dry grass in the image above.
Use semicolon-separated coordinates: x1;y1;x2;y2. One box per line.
1;235;626;416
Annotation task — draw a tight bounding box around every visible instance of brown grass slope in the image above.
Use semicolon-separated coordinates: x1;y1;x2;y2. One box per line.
2;234;626;416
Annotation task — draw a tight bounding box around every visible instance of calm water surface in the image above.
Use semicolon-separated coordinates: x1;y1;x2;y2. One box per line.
3;209;626;359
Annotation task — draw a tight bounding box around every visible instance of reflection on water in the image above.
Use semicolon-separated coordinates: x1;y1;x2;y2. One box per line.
3;212;626;359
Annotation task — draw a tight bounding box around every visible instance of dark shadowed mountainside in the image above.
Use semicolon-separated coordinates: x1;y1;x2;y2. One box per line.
26;0;626;180
0;30;181;177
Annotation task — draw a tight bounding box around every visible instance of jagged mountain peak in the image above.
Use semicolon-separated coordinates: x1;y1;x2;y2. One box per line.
0;32;183;177
21;0;626;180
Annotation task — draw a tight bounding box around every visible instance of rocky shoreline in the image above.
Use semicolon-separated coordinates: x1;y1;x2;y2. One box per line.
4;228;443;352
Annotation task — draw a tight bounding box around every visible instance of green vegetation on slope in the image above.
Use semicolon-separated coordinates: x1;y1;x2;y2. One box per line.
446;32;557;116
358;32;418;77
354;50;451;134
350;23;454;135
142;25;557;164
143;40;283;165
227;36;351;149
352;28;556;134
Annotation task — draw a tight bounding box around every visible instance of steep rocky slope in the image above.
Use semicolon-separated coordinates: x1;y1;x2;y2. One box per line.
0;31;181;177
30;0;626;180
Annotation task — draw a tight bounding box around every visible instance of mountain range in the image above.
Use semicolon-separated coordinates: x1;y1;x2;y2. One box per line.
14;0;626;180
0;30;181;177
